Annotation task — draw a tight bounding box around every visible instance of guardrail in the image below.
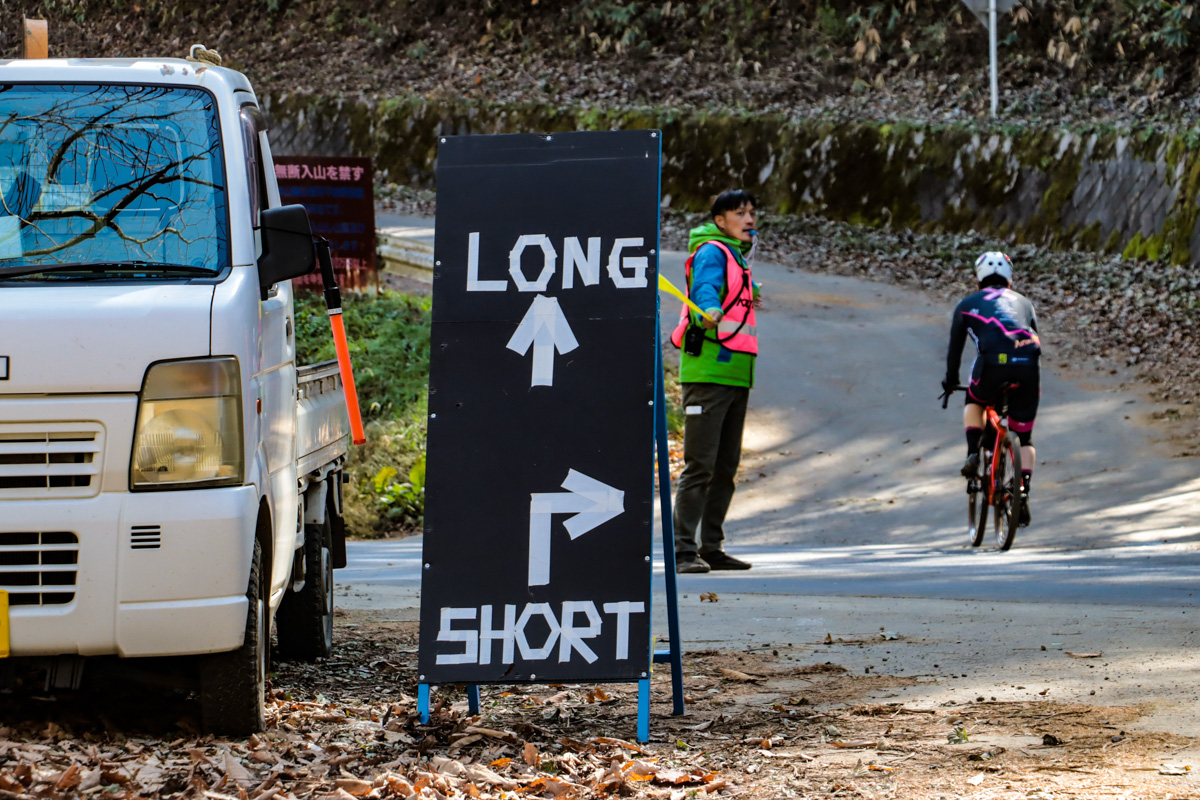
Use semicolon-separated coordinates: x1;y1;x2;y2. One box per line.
377;226;434;282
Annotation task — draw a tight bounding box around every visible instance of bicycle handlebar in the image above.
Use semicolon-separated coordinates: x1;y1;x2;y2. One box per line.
940;385;968;410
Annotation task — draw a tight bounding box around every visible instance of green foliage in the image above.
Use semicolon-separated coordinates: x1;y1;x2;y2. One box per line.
295;290;431;422
295;290;432;537
663;361;684;436
371;455;426;528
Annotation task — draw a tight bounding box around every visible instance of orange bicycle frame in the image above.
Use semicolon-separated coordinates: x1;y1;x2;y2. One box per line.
983;405;1008;505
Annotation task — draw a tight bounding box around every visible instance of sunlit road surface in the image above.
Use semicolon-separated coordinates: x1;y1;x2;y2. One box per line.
345;246;1200;609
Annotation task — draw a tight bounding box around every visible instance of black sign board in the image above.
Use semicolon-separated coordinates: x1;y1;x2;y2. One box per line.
419;131;662;685
273;155;377;291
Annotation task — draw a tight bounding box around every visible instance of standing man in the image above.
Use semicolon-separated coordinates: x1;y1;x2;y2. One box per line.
669;190;760;573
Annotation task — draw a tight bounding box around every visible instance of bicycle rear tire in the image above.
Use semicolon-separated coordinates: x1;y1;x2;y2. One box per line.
993;432;1022;551
969;446;987;547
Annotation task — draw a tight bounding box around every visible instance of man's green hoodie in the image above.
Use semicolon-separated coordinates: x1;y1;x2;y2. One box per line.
679;223;756;388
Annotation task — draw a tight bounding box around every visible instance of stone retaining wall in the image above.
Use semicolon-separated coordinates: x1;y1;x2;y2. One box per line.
265;94;1200;265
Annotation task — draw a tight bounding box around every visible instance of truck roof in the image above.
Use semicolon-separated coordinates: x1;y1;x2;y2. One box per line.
0;58;254;96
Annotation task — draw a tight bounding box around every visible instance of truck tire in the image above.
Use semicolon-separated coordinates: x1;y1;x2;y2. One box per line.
200;538;267;735
275;518;334;661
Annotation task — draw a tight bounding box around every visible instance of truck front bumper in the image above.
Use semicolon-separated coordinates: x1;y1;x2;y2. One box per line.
0;486;258;658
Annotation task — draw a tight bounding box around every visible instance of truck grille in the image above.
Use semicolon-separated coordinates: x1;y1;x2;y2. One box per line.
0;423;104;499
0;531;78;606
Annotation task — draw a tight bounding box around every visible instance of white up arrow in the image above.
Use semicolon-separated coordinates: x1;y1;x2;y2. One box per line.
528;469;625;587
506;294;579;387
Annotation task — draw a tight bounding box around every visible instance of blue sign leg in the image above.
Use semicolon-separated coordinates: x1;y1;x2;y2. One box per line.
468;685;481;715
418;683;431;724
637;677;651;743
653;308;687;717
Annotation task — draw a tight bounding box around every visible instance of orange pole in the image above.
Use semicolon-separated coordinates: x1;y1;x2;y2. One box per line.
316;238;366;446
329;312;366;445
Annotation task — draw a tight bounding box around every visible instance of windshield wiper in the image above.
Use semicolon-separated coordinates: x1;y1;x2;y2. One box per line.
0;261;218;280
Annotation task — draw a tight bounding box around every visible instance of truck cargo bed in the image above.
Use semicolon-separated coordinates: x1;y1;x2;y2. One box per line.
296;360;351;477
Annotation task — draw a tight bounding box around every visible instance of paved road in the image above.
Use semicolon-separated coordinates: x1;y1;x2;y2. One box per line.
341;238;1200;736
346;246;1200;608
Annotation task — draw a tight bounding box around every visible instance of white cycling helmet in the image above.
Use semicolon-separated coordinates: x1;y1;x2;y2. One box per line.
974;251;1013;284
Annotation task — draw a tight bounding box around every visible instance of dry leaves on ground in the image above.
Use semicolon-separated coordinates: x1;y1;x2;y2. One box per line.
0;613;1194;799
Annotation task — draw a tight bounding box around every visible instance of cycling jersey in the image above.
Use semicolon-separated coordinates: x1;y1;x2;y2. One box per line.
946;286;1041;378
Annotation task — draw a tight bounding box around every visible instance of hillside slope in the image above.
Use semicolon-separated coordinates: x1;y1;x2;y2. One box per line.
6;1;1200;126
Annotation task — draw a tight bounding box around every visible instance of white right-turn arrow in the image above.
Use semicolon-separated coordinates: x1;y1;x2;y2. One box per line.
506;294;579;387
528;469;625;587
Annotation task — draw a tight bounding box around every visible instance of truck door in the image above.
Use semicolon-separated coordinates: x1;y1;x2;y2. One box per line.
242;106;299;601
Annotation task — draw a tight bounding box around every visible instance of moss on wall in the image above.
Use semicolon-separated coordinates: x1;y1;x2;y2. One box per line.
264;93;1200;265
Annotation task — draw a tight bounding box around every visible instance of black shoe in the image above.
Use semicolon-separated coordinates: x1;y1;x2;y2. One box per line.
961;453;980;478
676;554;710;574
701;551;752;570
1018;493;1031;527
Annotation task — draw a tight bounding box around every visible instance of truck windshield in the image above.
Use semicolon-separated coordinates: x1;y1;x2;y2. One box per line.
0;83;228;279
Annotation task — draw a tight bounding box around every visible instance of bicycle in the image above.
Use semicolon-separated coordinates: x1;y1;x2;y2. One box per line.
940;383;1025;551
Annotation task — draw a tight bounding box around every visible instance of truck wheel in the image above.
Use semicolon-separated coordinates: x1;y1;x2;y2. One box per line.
275;518;334;661
200;538;267;735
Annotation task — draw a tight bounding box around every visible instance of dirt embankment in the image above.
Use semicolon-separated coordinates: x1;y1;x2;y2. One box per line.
10;1;1200;129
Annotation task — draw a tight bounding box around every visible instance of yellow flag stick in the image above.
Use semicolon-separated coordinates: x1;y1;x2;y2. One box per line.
657;273;715;322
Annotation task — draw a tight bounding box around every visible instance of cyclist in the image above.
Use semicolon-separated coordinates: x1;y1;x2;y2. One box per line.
942;251;1041;526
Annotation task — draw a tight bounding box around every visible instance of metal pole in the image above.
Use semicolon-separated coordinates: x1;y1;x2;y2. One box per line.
989;0;998;117
653;301;685;717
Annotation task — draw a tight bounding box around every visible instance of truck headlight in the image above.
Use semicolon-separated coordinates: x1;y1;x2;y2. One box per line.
131;357;244;490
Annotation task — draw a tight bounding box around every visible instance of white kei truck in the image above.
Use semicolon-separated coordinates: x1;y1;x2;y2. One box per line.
0;54;352;734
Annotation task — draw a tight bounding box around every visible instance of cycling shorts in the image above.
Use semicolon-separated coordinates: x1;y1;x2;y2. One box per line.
966;361;1040;446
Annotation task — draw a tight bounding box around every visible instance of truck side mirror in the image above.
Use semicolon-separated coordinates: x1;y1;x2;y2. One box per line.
258;204;316;297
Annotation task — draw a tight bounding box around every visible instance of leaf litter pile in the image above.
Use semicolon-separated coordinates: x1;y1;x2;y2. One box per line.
0;612;1196;800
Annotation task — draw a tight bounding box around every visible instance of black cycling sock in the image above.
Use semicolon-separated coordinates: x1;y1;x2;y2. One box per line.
1022;470;1032;494
966;427;983;456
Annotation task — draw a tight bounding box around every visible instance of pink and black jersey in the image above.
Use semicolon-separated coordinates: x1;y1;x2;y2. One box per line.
946;286;1040;379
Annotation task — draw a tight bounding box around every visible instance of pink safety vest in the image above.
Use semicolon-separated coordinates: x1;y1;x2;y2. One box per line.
670;240;758;355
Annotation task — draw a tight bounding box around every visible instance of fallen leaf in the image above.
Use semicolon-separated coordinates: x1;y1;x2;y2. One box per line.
830;740;878;749
523;741;539;766
53;765;81;791
447;734;483;754
315;789;358;800
653;768;708;785
1065;651;1102;658
464;765;518;790
868;764;894;771
385;775;416;795
700;592;719;602
463;726;521;744
719;668;760;683
334;778;374;796
222;751;255;788
590;736;647;754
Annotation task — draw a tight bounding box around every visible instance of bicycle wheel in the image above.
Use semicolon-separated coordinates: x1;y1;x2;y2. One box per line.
968;447;987;547
992;432;1023;551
